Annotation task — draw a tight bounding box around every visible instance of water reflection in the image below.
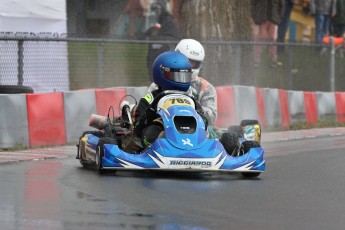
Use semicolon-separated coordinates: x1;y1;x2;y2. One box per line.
23;161;63;229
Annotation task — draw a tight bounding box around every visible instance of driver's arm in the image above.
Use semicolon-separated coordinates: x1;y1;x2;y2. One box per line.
134;94;151;137
134;90;160;137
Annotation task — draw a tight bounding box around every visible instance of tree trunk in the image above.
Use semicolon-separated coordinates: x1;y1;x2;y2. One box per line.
179;0;254;86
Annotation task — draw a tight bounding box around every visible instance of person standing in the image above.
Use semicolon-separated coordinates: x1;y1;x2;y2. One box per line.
251;0;285;67
145;8;181;82
310;0;337;52
332;0;345;37
277;0;295;54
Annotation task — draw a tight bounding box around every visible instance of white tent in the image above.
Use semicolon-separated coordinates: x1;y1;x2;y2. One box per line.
0;0;69;92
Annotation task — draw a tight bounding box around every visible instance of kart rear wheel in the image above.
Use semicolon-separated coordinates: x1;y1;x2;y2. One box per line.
241;172;261;178
240;119;259;126
96;137;118;174
242;140;261;153
240;119;261;143
220;132;242;155
227;125;243;134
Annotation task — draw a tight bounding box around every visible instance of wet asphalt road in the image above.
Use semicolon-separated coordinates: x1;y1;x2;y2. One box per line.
1;134;345;230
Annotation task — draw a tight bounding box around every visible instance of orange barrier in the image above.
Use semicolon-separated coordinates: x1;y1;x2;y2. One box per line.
304;92;318;125
256;87;266;127
215;86;236;128
95;88;127;117
323;36;344;46
279;89;291;128
27;93;66;147
335;92;345;124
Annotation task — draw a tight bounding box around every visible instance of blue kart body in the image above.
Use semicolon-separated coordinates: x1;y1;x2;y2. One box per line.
78;93;265;175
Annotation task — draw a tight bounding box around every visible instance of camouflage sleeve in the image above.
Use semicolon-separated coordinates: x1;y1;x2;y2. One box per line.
134;92;154;137
199;84;217;126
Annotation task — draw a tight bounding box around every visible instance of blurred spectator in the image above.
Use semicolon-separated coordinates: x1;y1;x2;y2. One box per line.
146;8;180;82
251;0;285;67
301;0;311;14
332;0;345;37
114;0;149;39
309;0;337;52
277;0;295;54
172;0;183;28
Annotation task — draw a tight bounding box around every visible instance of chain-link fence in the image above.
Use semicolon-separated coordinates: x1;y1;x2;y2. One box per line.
1;37;344;93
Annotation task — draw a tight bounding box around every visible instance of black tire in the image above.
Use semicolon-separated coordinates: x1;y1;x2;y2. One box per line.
0;85;34;94
220;132;242;155
96;137;118;174
241;140;261;153
241;172;261;178
77;131;104;168
240;119;259;127
240;119;261;143
77;139;94;168
227;125;243;134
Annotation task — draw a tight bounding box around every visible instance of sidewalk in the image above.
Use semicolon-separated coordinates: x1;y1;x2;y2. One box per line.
0;145;76;164
1;127;345;164
262;127;345;142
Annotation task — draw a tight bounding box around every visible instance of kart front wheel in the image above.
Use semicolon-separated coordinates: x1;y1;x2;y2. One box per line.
77;130;104;168
96;137;118;174
77;139;93;168
241;172;261;178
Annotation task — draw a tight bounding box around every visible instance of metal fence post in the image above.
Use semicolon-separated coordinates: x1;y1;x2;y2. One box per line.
330;36;335;92
17;40;24;86
288;44;293;90
234;44;241;84
97;41;104;88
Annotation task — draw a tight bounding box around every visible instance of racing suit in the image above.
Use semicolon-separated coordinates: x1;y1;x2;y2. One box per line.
134;87;208;148
190;76;217;126
148;76;218;126
133;88;163;143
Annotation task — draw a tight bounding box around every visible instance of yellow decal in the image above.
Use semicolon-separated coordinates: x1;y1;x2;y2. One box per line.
143;93;153;104
162;97;192;110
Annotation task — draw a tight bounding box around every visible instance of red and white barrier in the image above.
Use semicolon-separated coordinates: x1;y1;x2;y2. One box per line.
0;85;344;148
0;94;29;148
215;86;236;128
27;93;66;147
262;88;281;128
64;90;97;144
232;85;259;124
304;92;318;125
316;92;336;120
335;92;345;123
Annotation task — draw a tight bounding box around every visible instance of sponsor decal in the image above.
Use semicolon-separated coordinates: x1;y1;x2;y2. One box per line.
169;160;212;167
182;138;193;146
190;50;200;56
144;93;153;103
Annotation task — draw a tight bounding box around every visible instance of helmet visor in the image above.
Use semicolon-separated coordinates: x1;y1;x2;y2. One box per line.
162;67;192;83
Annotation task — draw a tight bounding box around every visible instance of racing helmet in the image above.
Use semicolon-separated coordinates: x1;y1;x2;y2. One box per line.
175;39;205;78
152;51;192;92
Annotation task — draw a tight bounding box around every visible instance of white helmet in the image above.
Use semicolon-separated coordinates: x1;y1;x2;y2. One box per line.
175;39;205;78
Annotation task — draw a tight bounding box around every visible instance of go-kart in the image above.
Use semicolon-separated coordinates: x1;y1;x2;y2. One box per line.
76;90;265;178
